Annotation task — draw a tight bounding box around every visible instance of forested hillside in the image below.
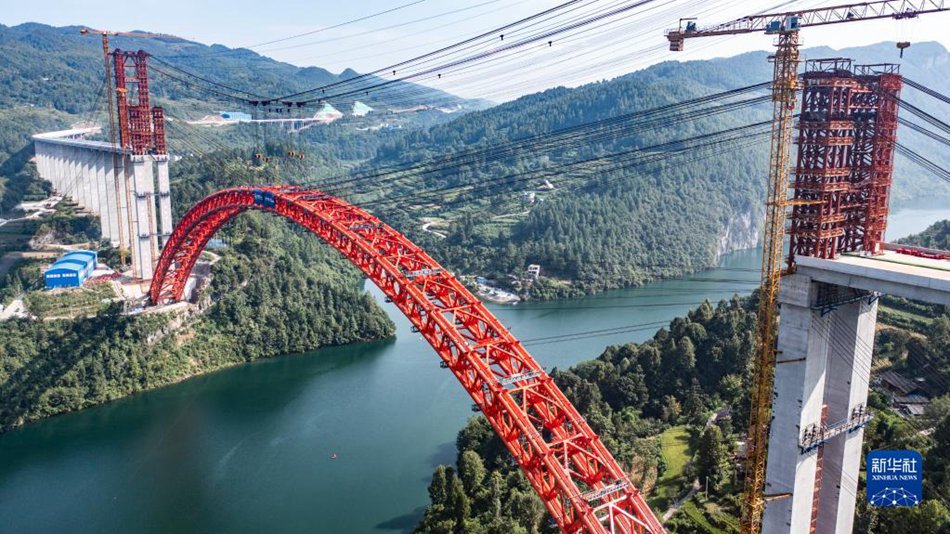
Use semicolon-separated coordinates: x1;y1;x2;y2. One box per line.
413;214;950;533
898;219;950;250
0;22;468;114
0;153;396;431
0;22;474;211
368;56;772;295
367;42;950;296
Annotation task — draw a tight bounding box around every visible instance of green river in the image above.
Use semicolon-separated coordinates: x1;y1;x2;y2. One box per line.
0;208;944;533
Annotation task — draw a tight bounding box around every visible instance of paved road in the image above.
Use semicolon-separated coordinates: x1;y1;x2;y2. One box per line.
420;219;447;239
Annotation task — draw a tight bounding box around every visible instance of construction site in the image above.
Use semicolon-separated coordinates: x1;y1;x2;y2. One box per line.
3;1;950;534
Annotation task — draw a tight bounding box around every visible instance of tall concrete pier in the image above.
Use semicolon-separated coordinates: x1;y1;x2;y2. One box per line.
32;128;174;280
762;253;950;533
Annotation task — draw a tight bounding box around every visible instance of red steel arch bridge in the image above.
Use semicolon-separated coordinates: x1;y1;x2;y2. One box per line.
149;186;664;534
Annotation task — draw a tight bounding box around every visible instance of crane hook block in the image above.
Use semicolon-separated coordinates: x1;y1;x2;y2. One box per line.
897;41;911;58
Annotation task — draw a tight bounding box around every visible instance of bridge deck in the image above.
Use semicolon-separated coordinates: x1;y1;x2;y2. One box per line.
32;128;129;154
795;251;950;305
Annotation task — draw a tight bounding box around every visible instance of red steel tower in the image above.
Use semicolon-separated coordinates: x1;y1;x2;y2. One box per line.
787;58;863;265
113;49;167;155
787;59;901;267
854;64;902;255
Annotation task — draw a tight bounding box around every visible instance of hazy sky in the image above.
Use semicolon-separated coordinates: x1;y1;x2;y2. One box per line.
4;0;950;100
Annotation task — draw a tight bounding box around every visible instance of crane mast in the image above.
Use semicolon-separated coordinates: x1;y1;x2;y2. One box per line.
745;29;799;534
81;29;180;272
82;30;128;269
665;2;948;533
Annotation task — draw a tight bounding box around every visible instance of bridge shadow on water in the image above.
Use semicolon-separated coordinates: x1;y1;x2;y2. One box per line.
368;441;456;531
376;505;428;532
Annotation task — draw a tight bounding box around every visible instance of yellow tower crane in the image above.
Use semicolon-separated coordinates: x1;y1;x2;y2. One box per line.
80;28;180;270
665;2;948;533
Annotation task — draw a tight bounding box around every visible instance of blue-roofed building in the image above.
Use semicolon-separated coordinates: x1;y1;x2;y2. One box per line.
44;251;97;289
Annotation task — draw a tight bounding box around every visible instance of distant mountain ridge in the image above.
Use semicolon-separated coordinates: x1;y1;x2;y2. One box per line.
365;41;950;294
0;22;473;116
0;22;480;210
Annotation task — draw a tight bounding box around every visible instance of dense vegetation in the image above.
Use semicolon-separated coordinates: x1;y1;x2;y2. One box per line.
416;296;756;533
0;152;396;432
0;23;467;116
364;42;950;296
897;219;950;251
367;57;771;295
414;222;950;533
878;220;950;392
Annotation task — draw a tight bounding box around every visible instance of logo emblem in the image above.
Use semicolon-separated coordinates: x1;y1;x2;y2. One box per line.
866;450;923;507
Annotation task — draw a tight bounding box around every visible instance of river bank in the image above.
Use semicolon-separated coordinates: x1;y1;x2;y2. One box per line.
0;248;764;533
0;207;945;533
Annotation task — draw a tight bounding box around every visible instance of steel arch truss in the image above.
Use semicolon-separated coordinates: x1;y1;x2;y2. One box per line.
149;186;664;534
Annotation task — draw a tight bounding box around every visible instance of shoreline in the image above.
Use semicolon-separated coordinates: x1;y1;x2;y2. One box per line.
0;328;396;435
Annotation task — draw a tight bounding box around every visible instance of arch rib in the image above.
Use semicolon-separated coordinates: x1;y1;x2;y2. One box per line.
149;186;664;534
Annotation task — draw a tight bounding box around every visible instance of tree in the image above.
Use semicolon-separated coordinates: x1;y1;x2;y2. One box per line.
449;474;470;531
661;395;682;423
429;465;452;506
505;489;544;532
458;450;487;494
924;395;950;431
871;499;950;534
486;472;504;521
695;425;730;494
682;385;706;419
613;373;648;409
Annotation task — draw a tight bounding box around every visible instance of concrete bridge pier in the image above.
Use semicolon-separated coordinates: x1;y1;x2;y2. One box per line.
45;144;58;191
96;152;111;243
816;297;877;533
130;156;156;280
93;151;106;220
74;147;86;207
762;274;829;534
156;157;173;246
66;146;78;204
762;274;878;534
101;153;121;246
83;150;96;214
117;159;133;253
762;254;950;534
75;146;87;208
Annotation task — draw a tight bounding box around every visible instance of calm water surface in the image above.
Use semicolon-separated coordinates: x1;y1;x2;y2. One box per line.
886;207;950;242
0;248;800;533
